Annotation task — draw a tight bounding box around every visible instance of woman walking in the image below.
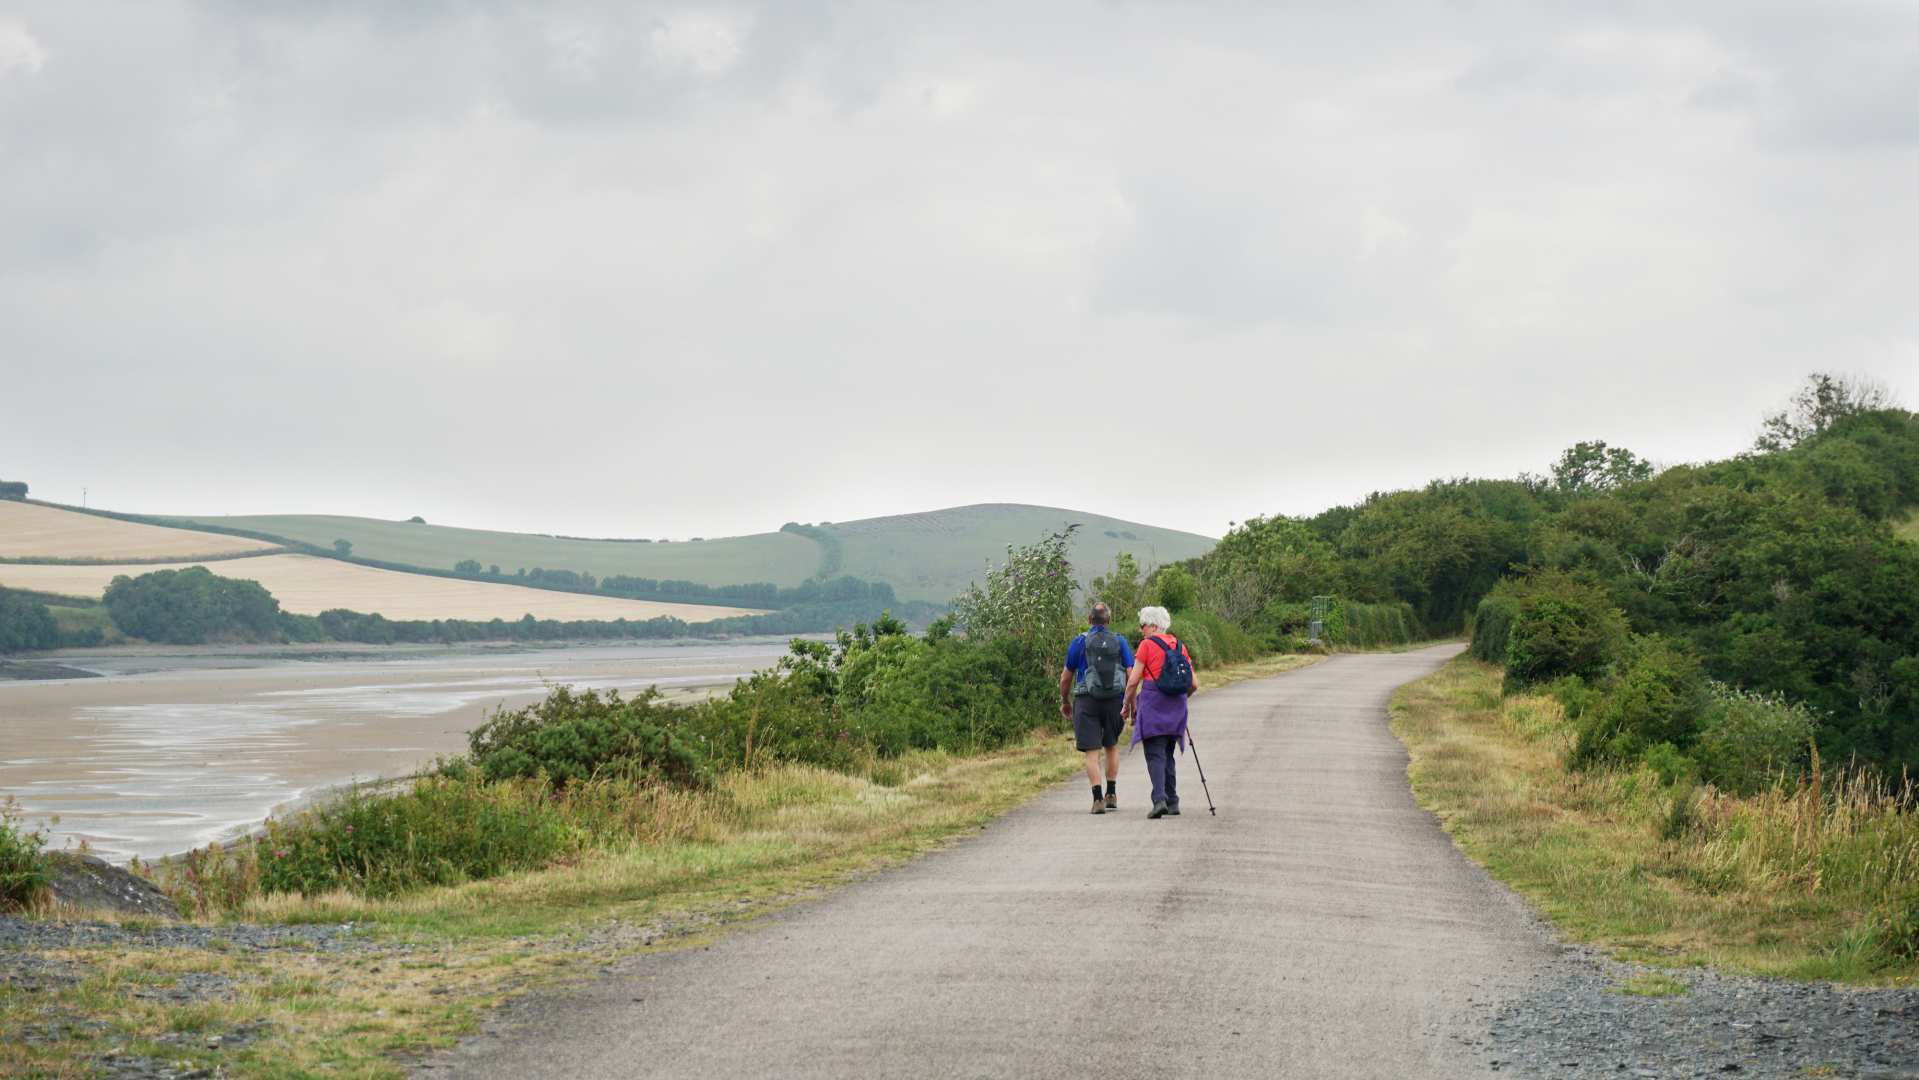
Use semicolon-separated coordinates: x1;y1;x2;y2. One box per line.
1123;606;1198;819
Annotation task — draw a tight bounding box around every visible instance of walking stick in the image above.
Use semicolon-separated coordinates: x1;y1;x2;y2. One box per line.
1185;722;1217;816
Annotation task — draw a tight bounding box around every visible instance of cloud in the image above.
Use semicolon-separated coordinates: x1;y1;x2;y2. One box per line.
0;19;46;76
1;1;1916;540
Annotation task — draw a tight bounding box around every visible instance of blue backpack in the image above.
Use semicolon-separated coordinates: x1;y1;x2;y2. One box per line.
1147;635;1193;696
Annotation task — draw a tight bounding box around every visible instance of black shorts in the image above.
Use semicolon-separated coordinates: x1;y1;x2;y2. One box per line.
1072;694;1126;751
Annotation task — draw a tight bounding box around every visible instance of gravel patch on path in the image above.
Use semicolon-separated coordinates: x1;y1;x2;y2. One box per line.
1487;945;1918;1079
0;914;370;954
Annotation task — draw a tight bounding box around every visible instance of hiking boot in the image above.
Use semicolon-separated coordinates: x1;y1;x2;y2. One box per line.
1165;804;1181;816
1148;801;1168;819
1091;797;1106;815
1104;793;1117;811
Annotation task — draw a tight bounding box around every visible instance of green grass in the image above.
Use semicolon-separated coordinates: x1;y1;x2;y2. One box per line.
1391;656;1919;986
166;503;1216;604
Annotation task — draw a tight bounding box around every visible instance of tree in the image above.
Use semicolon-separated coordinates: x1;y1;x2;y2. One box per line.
1550;440;1653;495
406;516;426;524
1756;372;1898;451
0;589;59;652
0;480;26;501
454;559;482;575
333;539;353;556
1088;552;1150;627
103;567;283;645
950;527;1080;676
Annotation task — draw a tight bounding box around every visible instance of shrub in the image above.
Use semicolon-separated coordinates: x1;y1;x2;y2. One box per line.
258;776;579;898
1255;597;1416;651
1643;742;1698;787
1571;636;1710;768
1469;589;1518;665
856;637;1056;756
1693;683;1818;795
464;687;710;788
0;588;60;653
0;797;48;911
1502;572;1629;690
1166;608;1263;666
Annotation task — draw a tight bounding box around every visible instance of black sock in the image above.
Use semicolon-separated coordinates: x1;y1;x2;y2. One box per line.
1106;780;1117;795
1092;785;1103;800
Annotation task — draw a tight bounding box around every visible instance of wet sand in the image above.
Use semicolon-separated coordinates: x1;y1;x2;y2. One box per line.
0;640;792;863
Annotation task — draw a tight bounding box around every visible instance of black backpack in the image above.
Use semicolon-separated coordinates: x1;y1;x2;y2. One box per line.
1147;635;1193;696
1080;628;1127;699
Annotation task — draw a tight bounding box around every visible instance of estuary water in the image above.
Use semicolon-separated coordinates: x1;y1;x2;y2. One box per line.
0;639;793;863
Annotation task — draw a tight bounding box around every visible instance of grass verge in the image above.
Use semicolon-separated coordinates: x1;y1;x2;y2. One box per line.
1390;655;1918;986
3;652;1314;1077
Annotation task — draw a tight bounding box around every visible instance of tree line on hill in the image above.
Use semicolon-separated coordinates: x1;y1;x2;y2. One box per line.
0;567;933;651
435;560;882;612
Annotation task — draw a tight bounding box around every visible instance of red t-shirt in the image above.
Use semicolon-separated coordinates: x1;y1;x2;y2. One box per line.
1135;635;1188;681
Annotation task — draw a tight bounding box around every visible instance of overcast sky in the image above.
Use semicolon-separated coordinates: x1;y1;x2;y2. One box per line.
4;2;1915;540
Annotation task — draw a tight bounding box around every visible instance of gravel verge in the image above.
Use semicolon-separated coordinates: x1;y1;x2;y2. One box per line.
0;914;370;954
1486;945;1918;1079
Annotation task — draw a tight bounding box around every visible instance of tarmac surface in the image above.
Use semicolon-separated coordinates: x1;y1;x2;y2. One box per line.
430;643;1560;1078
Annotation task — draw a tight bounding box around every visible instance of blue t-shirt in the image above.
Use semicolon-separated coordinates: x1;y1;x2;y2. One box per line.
1064;626;1134;688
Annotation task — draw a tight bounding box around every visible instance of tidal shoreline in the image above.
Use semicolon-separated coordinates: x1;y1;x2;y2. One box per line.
0;637;798;863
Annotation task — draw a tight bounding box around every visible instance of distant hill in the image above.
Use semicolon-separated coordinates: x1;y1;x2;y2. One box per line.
168;503;1216;605
826;504;1215;603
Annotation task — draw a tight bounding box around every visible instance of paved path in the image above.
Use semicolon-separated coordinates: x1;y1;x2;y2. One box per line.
432;644;1558;1078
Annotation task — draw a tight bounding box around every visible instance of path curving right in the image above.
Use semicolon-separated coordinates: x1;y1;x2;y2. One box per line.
432;643;1558;1078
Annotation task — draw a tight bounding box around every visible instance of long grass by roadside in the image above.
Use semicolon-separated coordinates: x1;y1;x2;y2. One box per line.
1391;655;1919;986
1;652;1315;1078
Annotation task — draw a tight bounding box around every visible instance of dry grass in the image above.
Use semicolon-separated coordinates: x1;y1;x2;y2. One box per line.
1391;656;1919;985
0;501;277;560
0;553;769;621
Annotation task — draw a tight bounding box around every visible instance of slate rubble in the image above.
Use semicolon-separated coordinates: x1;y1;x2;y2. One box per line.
1485;945;1919;1079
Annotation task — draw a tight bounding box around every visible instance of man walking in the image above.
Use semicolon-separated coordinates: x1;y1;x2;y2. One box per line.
1061;601;1134;814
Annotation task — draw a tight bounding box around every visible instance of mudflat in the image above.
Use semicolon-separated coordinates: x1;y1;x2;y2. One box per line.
0;640;790;862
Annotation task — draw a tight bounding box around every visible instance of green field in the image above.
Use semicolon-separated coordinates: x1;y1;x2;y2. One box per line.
828;504;1215;603
167;514;821;587
169;504;1215;604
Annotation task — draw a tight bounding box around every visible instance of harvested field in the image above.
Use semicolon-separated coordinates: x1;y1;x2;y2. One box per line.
0;501;277;560
0;554;770;621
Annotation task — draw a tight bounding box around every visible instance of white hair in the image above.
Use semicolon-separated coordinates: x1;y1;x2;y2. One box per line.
1137;606;1172;630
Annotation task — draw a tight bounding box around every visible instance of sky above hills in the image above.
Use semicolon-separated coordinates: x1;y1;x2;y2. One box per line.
4;2;1915;539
